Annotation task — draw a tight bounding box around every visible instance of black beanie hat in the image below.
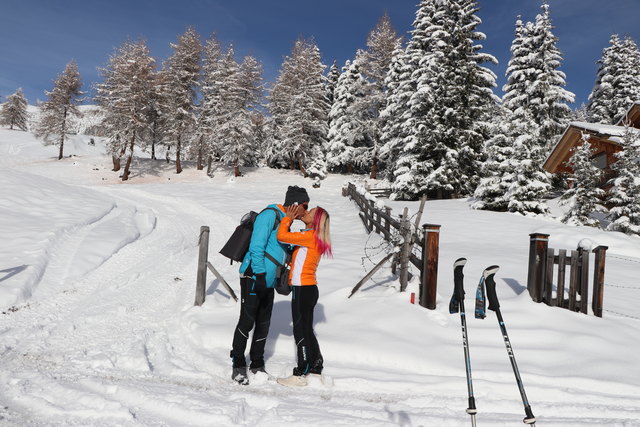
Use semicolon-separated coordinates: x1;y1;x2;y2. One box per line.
284;185;310;206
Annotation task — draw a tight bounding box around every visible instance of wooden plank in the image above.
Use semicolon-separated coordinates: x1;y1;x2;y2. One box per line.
568;250;579;311
580;249;590;314
207;261;238;302
556;249;567;308
399;208;410;292
545;247;555;305
359;212;372;233
195;226;210;306
348;252;395;298
591;246;608;318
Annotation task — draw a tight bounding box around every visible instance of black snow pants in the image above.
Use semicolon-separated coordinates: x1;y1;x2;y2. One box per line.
231;276;274;369
291;285;323;376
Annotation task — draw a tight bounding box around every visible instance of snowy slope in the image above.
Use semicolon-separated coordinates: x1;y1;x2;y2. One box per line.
0;128;639;426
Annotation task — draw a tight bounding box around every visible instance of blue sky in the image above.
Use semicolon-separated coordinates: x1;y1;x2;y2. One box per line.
1;0;639;107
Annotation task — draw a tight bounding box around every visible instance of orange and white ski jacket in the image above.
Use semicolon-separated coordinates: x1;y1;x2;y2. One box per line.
276;216;321;286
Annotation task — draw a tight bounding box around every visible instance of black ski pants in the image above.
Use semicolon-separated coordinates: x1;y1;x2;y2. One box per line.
231;276;274;369
291;285;323;376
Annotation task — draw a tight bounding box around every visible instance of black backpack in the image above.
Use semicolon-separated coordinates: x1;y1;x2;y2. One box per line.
219;208;282;263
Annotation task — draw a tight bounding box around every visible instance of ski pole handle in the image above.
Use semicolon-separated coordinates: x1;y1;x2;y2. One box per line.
453;258;467;300
483;265;500;311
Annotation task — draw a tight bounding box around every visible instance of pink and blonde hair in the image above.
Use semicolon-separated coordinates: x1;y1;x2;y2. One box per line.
312;207;332;257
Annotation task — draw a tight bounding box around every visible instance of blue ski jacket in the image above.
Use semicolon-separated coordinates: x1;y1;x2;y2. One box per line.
239;204;288;288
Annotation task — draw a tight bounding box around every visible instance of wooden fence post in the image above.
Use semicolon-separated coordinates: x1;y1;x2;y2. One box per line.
399;207;410;292
527;233;549;303
568;250;579;311
591;245;608;318
195;226;210;306
556;249;567;307
544;247;555;304
579;247;589;314
420;223;440;310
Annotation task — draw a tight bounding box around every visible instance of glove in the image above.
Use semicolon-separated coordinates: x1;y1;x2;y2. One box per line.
254;273;267;288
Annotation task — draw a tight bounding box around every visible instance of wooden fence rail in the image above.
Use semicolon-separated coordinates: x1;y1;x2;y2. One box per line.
527;232;607;317
343;183;440;309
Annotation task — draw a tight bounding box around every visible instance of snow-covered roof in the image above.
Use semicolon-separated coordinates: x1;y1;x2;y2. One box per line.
568;121;632;137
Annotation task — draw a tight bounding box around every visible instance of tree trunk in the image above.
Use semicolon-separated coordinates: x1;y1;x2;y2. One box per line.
58;107;67;160
112;155;121;171
166;146;171;164
234;161;241;177
290;155;296;170
370;155;378;180
176;135;182;174
122;134;136;181
197;135;204;170
207;156;213;176
297;155;308;178
347;163;354;174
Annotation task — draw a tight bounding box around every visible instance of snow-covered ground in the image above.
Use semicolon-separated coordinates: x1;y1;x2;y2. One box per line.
1;128;639;426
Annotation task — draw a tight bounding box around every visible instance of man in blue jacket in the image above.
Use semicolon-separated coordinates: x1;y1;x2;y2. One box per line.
231;185;310;385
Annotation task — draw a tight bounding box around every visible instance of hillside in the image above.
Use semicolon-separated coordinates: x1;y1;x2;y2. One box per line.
1;128;639;426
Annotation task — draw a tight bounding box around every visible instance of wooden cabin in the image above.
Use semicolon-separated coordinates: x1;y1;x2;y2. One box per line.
543;102;640;186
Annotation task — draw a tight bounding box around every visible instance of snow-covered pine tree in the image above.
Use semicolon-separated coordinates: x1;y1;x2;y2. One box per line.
34;60;83;159
217;53;264;177
267;37;329;178
524;2;575;155
94;40;156;180
326;59;374;174
147;69;169;161
194;34;223;172
606;124;640;235
326;60;340;106
503;110;551;216
587;35;640;124
355;12;402;178
559;133;606;227
390;0;497;200
163;27;202;174
0;88;29;131
472;105;516;211
378;43;413;185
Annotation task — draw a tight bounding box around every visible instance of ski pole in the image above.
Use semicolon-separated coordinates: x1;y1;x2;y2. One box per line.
449;258;477;427
483;266;536;425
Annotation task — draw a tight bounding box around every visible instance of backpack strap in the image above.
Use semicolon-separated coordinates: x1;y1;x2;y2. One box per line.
260;207;283;230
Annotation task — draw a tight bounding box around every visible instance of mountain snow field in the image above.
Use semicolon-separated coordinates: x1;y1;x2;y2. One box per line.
1;128;639;426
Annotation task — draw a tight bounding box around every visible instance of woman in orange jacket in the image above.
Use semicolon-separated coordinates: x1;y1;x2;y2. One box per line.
276;203;332;387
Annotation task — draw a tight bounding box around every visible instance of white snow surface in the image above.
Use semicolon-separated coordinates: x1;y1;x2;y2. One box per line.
1;128;640;426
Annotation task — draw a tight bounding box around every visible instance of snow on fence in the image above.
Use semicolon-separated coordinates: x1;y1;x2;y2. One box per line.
527;233;607;317
342;182;440;309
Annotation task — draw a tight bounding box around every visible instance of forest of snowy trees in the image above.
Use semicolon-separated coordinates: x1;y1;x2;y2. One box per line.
2;0;640;234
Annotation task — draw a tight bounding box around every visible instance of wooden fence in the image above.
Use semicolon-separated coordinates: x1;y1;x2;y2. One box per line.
195;226;238;306
527;232;607;317
343;183;440;309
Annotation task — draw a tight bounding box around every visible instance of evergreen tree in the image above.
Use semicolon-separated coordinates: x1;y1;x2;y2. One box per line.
94;40;156;180
355;12;403;178
195;34;224;172
326;59;374;174
34;60;84;160
147;69;169;161
326;60;340;106
217;53;264;177
390;0;498;200
163;27;202;174
587;35;640;124
472;105;516;211
0;88;29;131
503;112;551;216
606;124;640;235
524;2;575;154
559;134;606;226
267;37;329;178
